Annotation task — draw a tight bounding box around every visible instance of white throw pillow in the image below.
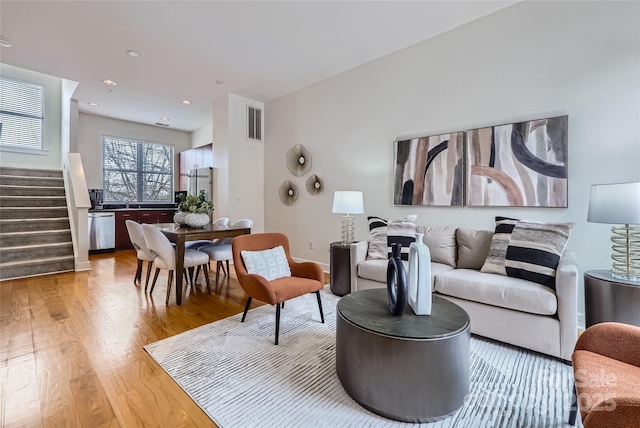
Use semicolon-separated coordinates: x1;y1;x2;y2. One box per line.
241;246;291;281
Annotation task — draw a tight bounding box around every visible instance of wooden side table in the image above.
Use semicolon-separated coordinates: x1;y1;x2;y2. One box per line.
330;242;352;296
584;270;640;328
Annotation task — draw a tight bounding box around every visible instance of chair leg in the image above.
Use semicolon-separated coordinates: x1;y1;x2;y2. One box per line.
568;382;578;426
275;302;281;345
144;261;153;291
241;297;252;322
225;260;230;277
135;259;143;283
282;301;285;309
150;268;161;294
183;269;189;285
165;270;174;306
215;261;222;293
220;261;227;277
315;291;325;324
202;264;212;294
194;265;201;284
188;267;195;287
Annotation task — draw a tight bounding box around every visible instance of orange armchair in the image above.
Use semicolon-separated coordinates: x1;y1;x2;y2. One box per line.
231;233;325;344
570;322;640;427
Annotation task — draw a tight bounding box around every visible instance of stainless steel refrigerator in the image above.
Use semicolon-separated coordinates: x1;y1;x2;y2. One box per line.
187;167;214;202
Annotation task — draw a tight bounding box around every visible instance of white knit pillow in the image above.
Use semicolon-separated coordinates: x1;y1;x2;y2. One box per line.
241;246;291;281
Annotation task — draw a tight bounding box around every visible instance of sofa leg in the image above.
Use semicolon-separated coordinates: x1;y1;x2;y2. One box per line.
315;291;325;323
568;382;578;426
241;297;252;322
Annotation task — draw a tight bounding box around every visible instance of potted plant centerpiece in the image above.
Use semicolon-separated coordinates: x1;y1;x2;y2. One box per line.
174;190;214;227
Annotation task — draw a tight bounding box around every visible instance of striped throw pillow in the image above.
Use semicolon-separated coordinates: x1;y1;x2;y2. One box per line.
366;216;388;260
387;214;417;261
505;221;574;290
480;217;519;276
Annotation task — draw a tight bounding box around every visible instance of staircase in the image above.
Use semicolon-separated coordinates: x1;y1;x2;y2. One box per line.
0;167;75;280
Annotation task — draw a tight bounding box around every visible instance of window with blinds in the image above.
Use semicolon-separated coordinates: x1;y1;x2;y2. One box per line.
247;105;262;142
103;135;174;202
0;76;45;150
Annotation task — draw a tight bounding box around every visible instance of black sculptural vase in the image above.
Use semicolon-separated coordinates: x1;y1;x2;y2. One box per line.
387;243;407;316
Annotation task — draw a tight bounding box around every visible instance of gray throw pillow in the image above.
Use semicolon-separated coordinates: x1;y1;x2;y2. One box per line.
366;216;388;260
387;214;417;261
456;228;494;270
423;226;457;267
480;217;519;276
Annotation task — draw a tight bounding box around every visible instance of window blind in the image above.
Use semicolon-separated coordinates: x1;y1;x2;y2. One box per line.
0;76;45;150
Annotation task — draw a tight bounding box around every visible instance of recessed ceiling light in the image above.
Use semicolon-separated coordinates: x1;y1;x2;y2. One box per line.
102;79;117;86
127;50;140;58
181;100;192;105
88;102;99;107
214;80;224;85
160;117;170;121
0;36;11;48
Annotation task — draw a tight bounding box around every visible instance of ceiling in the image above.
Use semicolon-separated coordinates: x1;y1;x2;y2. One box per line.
0;1;515;132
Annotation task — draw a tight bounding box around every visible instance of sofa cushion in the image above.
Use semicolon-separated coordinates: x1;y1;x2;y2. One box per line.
434;269;557;315
481;217;519;276
366;216;388;260
387;214;417;261
358;259;453;291
456;228;493;270
423;226;457;267
505;220;574;291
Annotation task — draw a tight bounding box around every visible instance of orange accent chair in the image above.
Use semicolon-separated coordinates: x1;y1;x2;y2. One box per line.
231;233;325;345
569;322;640;427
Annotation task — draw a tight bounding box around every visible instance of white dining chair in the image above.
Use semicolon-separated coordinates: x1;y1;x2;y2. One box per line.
185;217;230;250
141;223;212;304
199;219;253;293
125;220;155;290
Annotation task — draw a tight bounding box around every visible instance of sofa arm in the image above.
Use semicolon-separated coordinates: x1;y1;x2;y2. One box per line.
575;322;640;368
350;241;368;293
556;249;579;361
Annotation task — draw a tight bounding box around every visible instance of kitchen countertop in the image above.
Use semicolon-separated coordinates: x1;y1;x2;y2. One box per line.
90;207;178;213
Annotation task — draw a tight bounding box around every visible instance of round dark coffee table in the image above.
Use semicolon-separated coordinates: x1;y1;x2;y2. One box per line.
336;289;470;423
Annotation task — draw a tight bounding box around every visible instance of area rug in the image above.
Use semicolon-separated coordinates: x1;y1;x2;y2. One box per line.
144;286;576;427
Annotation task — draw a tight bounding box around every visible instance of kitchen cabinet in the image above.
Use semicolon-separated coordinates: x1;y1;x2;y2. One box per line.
114;209;176;250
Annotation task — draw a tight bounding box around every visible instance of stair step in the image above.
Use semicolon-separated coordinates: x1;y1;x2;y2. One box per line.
0;195;67;207
0;242;73;263
0;175;64;187
0;207;68;219
0;185;66;197
0;255;75;280
0;218;70;233
0;167;63;178
0;229;72;247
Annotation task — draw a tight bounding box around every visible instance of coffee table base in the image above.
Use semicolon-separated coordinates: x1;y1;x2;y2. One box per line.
336;312;470;423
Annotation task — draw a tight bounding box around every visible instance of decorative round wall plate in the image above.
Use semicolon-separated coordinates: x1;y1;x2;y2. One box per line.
286;144;312;177
305;174;324;195
279;180;299;205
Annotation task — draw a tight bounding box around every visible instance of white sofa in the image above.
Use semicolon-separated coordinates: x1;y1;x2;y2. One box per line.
349;226;578;362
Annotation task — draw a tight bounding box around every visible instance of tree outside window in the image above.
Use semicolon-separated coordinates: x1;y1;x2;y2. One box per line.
103;136;173;202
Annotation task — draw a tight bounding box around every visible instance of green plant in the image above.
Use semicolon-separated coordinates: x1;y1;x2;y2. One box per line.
177;190;213;214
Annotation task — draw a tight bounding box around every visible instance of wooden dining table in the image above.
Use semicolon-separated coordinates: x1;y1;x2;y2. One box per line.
153;223;251;305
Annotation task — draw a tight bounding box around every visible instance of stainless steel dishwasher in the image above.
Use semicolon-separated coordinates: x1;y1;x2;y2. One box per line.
88;212;115;252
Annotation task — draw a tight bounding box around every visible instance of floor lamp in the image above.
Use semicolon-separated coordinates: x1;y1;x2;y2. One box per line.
587;182;640;280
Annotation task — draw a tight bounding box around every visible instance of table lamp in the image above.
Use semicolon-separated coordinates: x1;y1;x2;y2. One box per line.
332;191;364;245
587;182;640;280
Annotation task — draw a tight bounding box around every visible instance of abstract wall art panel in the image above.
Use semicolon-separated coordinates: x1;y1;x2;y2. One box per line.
466;115;568;207
393;132;464;206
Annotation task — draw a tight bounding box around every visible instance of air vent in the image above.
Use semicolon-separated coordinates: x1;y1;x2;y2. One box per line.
247;105;262;142
154;122;170;127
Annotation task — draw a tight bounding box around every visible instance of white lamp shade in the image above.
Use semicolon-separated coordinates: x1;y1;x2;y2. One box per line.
332;191;364;214
588;182;640;225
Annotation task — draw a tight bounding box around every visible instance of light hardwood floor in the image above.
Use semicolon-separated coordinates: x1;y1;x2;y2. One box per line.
0;250;276;428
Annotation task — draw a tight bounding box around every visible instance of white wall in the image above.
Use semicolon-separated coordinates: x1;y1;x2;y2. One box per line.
0;64;63;170
191;122;213;149
212;94;265;232
77;113;191;190
265;1;640;313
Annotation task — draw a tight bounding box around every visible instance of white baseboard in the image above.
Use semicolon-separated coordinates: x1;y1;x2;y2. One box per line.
75;260;91;271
